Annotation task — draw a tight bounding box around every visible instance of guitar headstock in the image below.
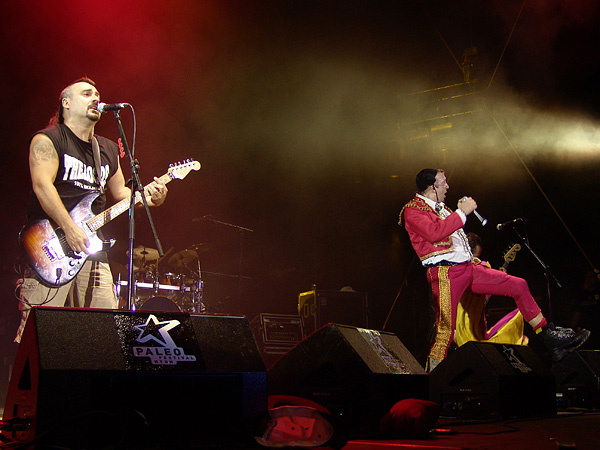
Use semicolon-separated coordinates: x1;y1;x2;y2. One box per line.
503;243;521;263
168;159;201;180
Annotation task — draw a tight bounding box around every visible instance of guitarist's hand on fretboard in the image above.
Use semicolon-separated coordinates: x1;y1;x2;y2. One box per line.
145;176;168;207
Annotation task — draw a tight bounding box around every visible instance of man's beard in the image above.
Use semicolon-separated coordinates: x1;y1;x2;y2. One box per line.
86;110;101;122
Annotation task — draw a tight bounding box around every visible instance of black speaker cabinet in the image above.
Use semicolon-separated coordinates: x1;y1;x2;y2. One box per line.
2;307;267;449
250;313;305;368
429;341;555;419
552;350;600;409
268;323;428;438
298;289;368;336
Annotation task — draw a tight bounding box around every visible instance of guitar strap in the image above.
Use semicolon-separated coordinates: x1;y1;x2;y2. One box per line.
91;136;105;195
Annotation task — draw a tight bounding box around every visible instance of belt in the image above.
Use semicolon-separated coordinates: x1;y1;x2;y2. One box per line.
424;260;466;268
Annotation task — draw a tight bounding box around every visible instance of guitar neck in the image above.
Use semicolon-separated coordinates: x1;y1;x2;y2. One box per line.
86;172;173;232
501;244;520;272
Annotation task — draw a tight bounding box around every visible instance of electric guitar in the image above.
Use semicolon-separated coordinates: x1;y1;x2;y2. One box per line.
501;243;521;272
19;159;201;287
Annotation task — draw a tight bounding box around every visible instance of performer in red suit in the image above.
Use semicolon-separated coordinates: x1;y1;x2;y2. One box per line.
399;168;590;371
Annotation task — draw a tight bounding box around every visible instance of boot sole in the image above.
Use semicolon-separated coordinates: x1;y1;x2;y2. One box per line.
552;330;591;362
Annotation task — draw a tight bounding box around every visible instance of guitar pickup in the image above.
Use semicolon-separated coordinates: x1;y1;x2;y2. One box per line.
43;245;58;262
43;235;66;262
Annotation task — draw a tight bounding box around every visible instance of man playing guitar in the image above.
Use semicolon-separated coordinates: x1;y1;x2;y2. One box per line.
15;77;168;343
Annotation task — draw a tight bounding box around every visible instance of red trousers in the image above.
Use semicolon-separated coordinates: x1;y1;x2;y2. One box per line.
427;262;541;361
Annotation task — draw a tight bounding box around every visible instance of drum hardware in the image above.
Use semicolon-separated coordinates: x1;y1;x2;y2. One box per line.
160;272;180;285
198;280;206;312
117;279;191;292
134;264;156;283
116;278;202;313
117;243;209;313
168;244;210;268
168;249;197;268
189;243;211;254
128;245;159;262
154;246;175;282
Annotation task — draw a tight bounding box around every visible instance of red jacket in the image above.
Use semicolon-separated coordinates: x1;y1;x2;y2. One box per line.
399;196;465;261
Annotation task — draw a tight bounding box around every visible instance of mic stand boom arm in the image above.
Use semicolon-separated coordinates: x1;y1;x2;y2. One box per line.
112;109;164;310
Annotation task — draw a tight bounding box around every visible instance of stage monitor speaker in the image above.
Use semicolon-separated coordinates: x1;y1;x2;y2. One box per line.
268;323;428;438
429;341;555;419
2;307;267;449
552;350;600;409
298;289;368;336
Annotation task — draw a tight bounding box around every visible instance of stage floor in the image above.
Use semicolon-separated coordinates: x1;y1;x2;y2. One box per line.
342;410;600;450
1;409;599;449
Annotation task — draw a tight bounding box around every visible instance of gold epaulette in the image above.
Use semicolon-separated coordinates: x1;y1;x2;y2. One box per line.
399;197;439;226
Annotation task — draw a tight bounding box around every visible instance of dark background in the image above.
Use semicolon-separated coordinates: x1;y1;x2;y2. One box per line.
1;0;599;401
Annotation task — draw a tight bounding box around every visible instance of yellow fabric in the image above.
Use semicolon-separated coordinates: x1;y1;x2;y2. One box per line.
455;290;529;347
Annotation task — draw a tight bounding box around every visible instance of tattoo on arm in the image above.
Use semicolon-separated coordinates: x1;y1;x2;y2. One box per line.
31;141;57;164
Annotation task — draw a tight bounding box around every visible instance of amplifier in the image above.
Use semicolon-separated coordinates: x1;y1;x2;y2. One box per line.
298;289;368;336
251;313;304;359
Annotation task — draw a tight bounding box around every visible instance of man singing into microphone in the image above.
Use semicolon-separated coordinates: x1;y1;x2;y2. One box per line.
399;168;589;371
15;77;168;343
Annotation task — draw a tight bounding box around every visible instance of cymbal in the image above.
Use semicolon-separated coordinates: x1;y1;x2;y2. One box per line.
169;249;198;267
128;246;159;261
188;243;210;254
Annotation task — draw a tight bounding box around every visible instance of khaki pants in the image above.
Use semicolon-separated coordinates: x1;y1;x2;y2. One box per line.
15;260;118;343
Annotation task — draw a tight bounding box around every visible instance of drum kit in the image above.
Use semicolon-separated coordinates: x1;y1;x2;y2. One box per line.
116;243;210;313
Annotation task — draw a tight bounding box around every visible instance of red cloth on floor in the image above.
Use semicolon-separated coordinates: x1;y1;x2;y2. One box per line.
379;399;441;438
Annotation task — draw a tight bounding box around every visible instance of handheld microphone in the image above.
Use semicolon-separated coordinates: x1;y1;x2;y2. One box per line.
460;196;487;226
97;102;130;113
496;218;522;230
473;210;488;226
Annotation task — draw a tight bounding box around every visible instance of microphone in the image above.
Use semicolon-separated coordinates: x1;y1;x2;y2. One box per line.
460;196;487;226
473;210;488;227
97;102;130;113
496;218;522;230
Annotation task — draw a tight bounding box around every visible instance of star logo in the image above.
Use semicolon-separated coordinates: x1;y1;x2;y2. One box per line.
132;314;197;365
502;345;532;374
134;314;180;347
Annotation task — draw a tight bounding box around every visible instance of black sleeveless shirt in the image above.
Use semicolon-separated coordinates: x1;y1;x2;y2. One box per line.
27;123;120;222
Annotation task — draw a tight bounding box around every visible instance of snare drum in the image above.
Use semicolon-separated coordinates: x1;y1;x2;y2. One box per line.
139;296;181;312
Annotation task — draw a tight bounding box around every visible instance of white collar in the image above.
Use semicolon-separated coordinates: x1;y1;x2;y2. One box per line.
417;193;443;212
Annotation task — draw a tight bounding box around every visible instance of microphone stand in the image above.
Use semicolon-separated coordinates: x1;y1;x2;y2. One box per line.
511;226;561;321
112;109;164;310
198;216;253;313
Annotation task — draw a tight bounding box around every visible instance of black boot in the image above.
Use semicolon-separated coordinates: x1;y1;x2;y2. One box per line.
538;323;590;362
